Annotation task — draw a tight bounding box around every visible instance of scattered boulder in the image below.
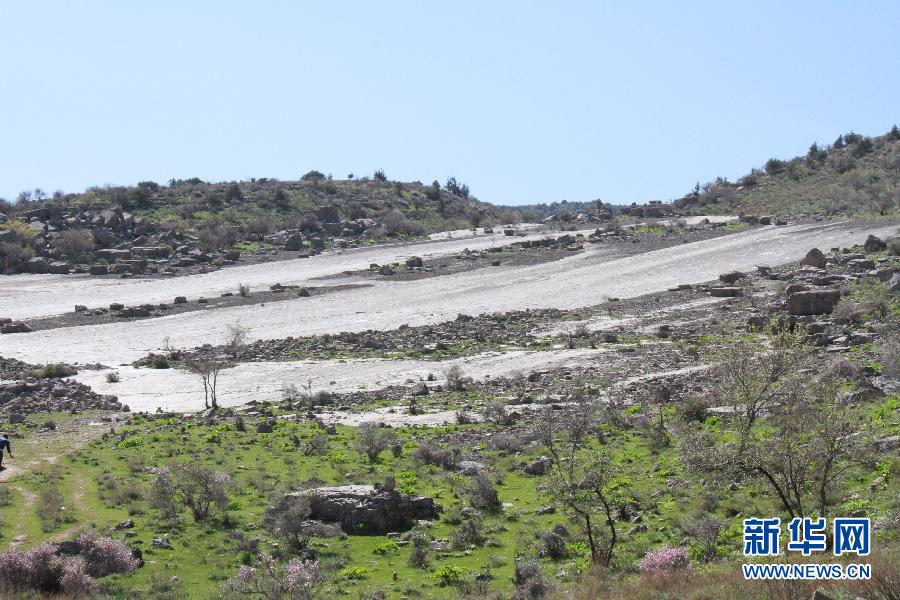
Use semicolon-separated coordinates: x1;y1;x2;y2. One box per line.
863;234;886;253
24;257;49;273
48;261;71;274
718;271;745;285
802;248;827;268
523;456;552;476
709;287;743;297
0;321;32;334
787;289;841;316
405;256;424;269
284;233;306;251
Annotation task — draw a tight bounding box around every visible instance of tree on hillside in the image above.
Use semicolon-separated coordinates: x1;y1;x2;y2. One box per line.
539;388;620;565
680;326;868;518
184;347;230;410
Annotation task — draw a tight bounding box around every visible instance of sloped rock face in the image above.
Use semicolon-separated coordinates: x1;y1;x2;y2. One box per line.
271;485;441;534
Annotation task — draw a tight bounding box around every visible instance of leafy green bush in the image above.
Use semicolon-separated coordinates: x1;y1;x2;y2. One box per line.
340;566;368;580
431;563;463;586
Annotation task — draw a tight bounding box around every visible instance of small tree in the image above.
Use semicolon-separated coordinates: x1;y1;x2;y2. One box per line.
680;329;868;519
184;347;230;410
373;169;387;182
354;423;397;463
170;463;231;521
148;470;178;521
540;393;620;565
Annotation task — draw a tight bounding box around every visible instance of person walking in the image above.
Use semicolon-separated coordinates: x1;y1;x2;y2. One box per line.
0;434;12;470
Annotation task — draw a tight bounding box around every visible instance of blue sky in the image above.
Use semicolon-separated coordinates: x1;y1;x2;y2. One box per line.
1;1;897;206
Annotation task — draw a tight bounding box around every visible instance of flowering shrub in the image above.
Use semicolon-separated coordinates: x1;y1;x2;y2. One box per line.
0;543;96;596
59;559;96;597
638;545;691;576
76;531;139;577
226;555;322;600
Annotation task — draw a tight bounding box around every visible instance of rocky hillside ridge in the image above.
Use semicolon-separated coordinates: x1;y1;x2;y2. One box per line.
675;126;900;218
0;174;517;276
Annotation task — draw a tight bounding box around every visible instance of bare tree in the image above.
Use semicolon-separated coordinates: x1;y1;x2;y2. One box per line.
184;347;230;410
539;389;619;565
681;330;868;519
170;463;231;521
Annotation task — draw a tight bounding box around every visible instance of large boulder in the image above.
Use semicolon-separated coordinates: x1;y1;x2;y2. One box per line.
48;261;71;274
787;289;841;315
863;234;886;253
269;485;441;534
801;248;827;269
284;233;306;251
24;256;49;273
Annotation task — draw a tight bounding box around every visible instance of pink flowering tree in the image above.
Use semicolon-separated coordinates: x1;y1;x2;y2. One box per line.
638;545;691;577
225;555;322;600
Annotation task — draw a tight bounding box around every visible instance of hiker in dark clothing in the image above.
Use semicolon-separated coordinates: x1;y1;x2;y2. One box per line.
0;434;12;470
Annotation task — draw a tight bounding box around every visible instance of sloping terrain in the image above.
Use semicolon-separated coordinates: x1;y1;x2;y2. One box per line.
676;127;900;217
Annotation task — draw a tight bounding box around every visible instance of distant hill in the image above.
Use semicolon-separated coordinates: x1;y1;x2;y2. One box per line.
4;172;517;237
674;126;900;217
0;173;526;274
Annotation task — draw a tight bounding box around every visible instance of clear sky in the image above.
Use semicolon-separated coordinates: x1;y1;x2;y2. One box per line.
1;1;898;206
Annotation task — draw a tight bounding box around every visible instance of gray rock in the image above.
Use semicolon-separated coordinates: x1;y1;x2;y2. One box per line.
89;264;108;275
718;271;745;284
863;234;886;253
268;485;441;534
131;246;171;259
405;256;423;269
25;257;49;273
173;296;188;304
709;286;743;297
94;248;132;262
0;321;32;334
284;233;306;251
888;273;900;293
523;456;552;475
787;289;841;315
802;248;827;268
48;261;71;274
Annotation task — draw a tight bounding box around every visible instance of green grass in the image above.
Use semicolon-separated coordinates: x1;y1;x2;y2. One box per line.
1;391;897;598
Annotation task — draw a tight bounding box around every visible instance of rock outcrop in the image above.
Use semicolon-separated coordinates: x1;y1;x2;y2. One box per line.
269;485;441;534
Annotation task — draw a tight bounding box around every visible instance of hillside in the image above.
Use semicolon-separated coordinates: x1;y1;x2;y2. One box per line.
675;126;900;218
0;173;521;275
